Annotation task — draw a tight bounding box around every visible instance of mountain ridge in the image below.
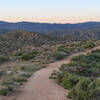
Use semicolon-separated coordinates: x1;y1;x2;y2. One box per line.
0;21;100;33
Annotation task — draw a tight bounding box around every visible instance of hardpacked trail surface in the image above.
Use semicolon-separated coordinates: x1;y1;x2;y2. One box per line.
1;46;100;100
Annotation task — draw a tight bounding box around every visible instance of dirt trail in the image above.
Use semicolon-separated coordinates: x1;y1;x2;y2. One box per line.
1;46;100;100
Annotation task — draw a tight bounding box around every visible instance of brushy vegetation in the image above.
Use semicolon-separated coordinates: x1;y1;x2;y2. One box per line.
0;39;100;97
49;40;100;61
0;29;100;98
61;50;100;77
51;51;66;60
14;50;40;61
0;61;45;96
55;49;100;100
68;78;100;100
0;55;9;63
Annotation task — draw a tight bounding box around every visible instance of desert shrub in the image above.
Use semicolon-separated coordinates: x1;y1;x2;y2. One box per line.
50;45;76;61
68;78;92;100
68;78;100;100
55;44;100;100
0;88;8;96
0;55;9;62
22;66;40;72
59;64;68;71
71;54;86;63
31;50;40;55
62;73;80;89
57;46;73;53
0;64;42;96
22;72;32;78
91;49;100;53
52;51;66;60
65;52;100;77
56;72;80;89
84;41;96;49
88;79;100;100
21;52;35;60
0;85;13;96
76;47;85;52
14;74;27;83
14;51;23;56
67;61;78;66
1;74;27;86
15;50;40;60
56;72;65;84
88;87;100;100
1;75;14;86
57;49;100;100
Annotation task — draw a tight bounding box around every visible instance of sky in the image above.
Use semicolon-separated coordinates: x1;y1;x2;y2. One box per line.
0;0;100;23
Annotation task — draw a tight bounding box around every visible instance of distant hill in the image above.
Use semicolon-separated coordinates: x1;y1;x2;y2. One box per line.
0;31;51;55
46;28;100;42
0;30;100;54
1;21;100;33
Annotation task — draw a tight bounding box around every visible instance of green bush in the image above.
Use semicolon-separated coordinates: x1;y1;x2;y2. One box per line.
21;52;35;60
65;52;100;77
91;49;100;53
14;51;23;56
59;64;68;71
84;41;96;49
14;74;27;83
54;43;100;100
1;75;14;86
0;85;13;96
88;87;100;100
55;48;100;100
0;55;9;62
0;64;42;96
22;72;32;78
68;78;100;100
68;78;92;100
62;73;80;89
0;88;8;96
67;61;78;66
15;50;40;60
57;46;73;53
52;51;66;60
56;72;65;84
31;50;40;55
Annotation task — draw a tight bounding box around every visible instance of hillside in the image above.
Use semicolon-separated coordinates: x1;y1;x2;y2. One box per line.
0;29;100;55
0;29;100;100
0;31;50;55
0;21;100;33
47;28;100;41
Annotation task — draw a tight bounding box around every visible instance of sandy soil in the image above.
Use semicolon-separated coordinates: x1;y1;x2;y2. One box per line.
1;45;100;100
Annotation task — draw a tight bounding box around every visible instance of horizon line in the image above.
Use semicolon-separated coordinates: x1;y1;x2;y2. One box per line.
0;20;100;24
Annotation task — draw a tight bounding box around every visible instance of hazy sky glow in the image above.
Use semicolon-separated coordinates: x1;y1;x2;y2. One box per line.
0;0;100;23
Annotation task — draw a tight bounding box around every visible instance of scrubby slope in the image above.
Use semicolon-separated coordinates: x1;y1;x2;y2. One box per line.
0;31;51;55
